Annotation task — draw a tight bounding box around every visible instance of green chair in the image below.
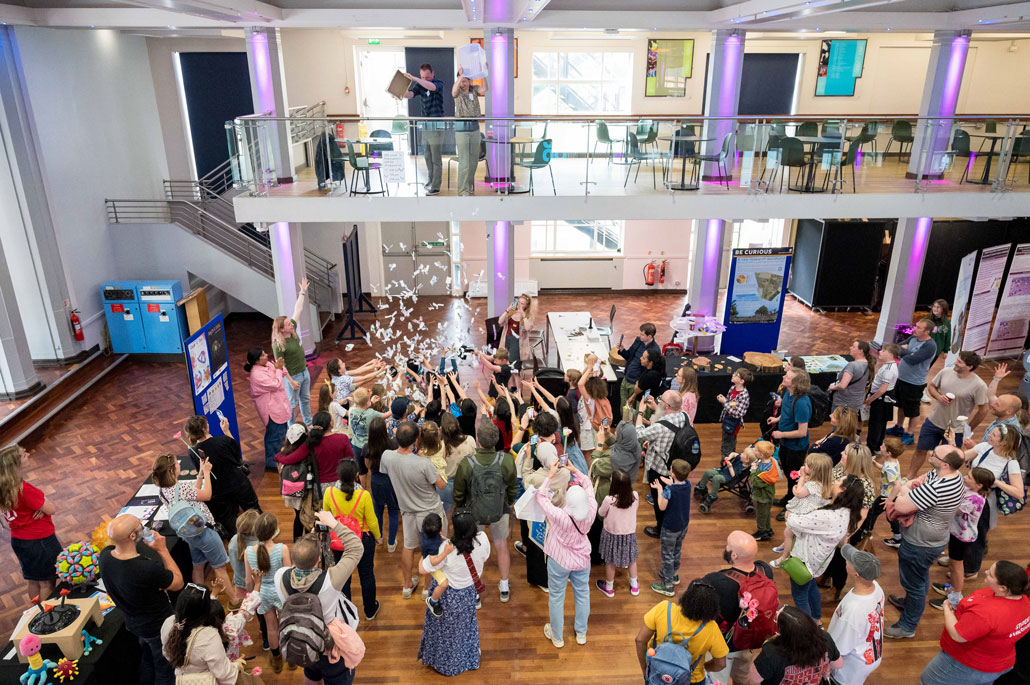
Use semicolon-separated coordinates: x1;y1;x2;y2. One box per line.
766;136;807;193
623;132;662;189
847;122;879;155
949;129;973;183
1008;133;1030;184
515;138;555;195
978;119;998;152
345;140;387;196
636;119;653;139
691;133;734;189
797;121;818;137
884;120;914;161
592;121;623;164
826;143;858;193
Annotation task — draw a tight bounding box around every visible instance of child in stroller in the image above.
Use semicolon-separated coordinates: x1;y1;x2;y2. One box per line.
695;446;756;514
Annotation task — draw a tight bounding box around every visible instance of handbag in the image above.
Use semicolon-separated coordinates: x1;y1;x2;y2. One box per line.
996;469;1026;515
513;485;546;522
176;630;218;684
462;552;486;595
780;546;835;586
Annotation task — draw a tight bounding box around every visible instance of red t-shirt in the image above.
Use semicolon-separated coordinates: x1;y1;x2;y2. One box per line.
941;588;1030;672
2;481;55;540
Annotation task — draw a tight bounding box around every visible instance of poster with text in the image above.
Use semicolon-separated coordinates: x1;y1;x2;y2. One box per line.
945;251;977;367
187;335;211;395
962;244;1011;355
986;243;1030;359
728;252;789;324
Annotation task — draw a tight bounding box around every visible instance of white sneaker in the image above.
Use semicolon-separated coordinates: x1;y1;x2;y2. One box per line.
421;589;429;601
402;576;420;599
544;623;564;648
576;632;586;645
387;542;397;553
937;555;950;567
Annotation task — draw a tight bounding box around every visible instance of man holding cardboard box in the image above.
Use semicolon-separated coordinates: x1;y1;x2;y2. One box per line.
403;64;445;195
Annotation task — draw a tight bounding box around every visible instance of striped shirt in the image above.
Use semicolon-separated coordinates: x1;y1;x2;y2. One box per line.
904;470;965;548
535;471;596;571
409;79;445;118
638;412;687;477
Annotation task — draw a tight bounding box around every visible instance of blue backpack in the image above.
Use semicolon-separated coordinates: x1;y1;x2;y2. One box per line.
646;602;708;685
164;485;209;540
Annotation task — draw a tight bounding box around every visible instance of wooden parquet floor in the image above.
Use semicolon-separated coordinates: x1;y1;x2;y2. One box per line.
2;293;1024;684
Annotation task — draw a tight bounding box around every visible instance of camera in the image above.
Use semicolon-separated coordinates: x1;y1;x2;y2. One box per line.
315;524;328;533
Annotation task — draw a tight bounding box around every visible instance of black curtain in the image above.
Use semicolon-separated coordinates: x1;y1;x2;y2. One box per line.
178;52;253;179
702;53;800;116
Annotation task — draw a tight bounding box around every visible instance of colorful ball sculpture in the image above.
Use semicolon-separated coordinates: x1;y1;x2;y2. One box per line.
54;659;79;682
54;543;100;586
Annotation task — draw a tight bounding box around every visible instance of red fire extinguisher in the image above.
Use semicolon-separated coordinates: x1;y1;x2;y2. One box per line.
643;261;656;286
70;309;84;341
658;260;668;284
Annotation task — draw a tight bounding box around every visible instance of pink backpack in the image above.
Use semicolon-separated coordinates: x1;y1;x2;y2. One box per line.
326;617;365;668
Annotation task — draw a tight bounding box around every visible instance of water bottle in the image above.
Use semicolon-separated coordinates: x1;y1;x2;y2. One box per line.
944;583;962;608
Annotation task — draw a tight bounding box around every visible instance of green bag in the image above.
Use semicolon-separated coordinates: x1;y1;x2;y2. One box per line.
780;556;813;586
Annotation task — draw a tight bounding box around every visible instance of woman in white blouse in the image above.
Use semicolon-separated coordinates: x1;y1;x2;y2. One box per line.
161;583;245;684
782;476;865;621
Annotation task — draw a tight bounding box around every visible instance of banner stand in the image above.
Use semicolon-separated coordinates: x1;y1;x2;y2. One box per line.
721;248;793;359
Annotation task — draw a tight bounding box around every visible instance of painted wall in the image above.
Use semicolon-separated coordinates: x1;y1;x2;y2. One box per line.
15;27;168;351
146;34;247;181
278;29;1030;118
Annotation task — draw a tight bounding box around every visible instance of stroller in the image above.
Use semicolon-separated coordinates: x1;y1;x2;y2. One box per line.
695;453;755;514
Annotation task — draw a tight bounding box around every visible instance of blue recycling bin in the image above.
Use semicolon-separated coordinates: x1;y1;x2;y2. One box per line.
137;281;187;353
101;281;145;353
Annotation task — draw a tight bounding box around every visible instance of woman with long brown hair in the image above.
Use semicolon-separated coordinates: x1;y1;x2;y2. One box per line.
271;277;311;425
0;444;60;603
161;583;247;683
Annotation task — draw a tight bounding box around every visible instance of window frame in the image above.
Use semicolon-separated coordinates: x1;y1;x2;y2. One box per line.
530;220;625;257
531;50;633;116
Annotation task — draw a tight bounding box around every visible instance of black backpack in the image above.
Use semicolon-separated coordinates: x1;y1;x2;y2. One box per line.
805;387;831;429
658;414;701;471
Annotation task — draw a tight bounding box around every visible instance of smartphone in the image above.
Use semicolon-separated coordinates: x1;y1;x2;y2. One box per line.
526;407;536;419
641;389;652;404
618;333;625;348
530;434;539;446
216;409;225;421
558;453;569;467
602;417;610;428
511;297;519;309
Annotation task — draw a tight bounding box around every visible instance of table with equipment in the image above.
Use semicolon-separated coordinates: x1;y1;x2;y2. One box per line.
678;353;848;423
544;312;617;382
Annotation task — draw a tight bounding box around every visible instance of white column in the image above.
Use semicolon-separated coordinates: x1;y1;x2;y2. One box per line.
487;221;515;317
700;29;745;181
688;219;728;317
483;27;515;186
906;30;970;179
0;235;42;398
0;26;80;362
246;27;294;184
269;222;316;355
875;217;933;342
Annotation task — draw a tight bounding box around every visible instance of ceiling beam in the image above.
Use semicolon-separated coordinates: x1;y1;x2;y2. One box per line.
951;1;1030;27
0;3;40;26
118;0;281;23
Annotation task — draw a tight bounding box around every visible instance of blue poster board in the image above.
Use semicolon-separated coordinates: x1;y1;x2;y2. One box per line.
815;39;866;96
183;313;239;440
721;248;792;358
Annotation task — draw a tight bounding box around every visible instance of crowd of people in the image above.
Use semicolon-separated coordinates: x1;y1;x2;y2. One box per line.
2;287;1029;685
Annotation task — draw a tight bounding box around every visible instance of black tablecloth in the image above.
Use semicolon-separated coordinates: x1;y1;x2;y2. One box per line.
691;355;840;423
0;587;140;685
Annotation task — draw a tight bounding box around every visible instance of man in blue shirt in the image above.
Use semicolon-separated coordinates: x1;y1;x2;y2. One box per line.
886;318;937;446
617;323;660;415
769;366;812;519
403;63;446;195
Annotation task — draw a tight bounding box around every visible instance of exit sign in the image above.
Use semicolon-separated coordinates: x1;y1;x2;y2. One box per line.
420;240;446;248
367;38;380;45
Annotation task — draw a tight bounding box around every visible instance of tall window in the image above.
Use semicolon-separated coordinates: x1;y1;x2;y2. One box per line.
531;52;632;115
530;220;624;256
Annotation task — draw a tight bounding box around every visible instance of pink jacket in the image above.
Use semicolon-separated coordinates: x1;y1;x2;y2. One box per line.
249;361;291;425
536;471;597;571
598;492;639;535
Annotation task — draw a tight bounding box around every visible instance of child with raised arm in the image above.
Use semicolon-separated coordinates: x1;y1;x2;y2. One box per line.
649;459;694;597
477;347;512;398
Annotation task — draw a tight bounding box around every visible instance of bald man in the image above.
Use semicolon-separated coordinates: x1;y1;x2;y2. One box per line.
963;386;1023;449
98;514;184;685
704;531;777;685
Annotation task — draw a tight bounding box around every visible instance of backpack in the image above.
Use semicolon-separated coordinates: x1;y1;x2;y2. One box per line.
326;487;366;552
163;486;209;541
327;617;366;668
719;568;779;650
645;602;708;685
279;571;333;668
1016;428;1030;476
466;452;507;525
805;387;831;429
280;455;316;499
658;414;701;471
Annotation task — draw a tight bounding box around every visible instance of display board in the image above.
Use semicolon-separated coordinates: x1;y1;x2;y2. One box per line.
945;250;978;367
815;39;867;96
183;313;239;439
986;243;1030;359
721;248;793;357
645;39;693;97
962;244;1011;355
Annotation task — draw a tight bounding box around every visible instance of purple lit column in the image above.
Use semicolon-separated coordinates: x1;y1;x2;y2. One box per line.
700;30;745;182
246;28;294;184
906;31;969;179
688;219;727;317
484;27;514;186
487;221;515;317
269;222;317;354
874;217;933;343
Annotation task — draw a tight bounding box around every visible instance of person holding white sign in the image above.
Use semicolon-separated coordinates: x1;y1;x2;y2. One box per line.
451;65;488;196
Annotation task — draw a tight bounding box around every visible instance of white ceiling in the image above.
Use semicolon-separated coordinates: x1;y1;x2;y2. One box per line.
1;0;1028;31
